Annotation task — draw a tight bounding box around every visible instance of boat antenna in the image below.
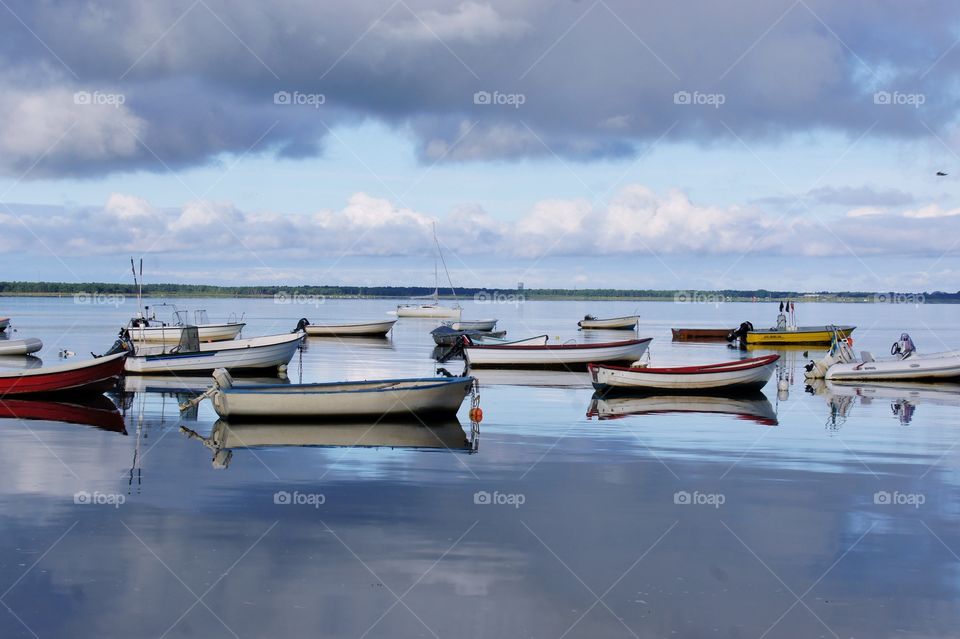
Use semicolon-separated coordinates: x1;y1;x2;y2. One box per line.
432;222;458;301
131;257;144;318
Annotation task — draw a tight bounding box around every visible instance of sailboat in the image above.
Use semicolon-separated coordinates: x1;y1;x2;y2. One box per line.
396;225;462;319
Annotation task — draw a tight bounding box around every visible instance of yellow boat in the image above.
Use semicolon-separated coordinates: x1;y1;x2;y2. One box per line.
745;325;856;345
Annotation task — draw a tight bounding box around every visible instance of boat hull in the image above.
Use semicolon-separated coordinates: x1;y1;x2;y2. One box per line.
579;315;639;330
589;355;779;393
825;351;960;381
464;338;652;370
127;323;245;343
447;319;497;331
745;325;855;345
304;320;396;337
0;338;43;356
0;352;127;397
125;333;303;374
671;328;730;341
396;305;462;319
212;376;474;420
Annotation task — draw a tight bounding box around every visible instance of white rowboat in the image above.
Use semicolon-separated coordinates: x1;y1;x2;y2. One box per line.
127;322;244;343
446;319;497;331
204;370;474;420
303;319;396;337
578;315;639;330
470;334;549;347
464;338;652;370
589;355;780;393
124;332;303;374
0;338;43;356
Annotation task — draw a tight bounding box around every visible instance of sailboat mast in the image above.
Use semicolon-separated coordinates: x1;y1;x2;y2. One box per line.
432;222;457;301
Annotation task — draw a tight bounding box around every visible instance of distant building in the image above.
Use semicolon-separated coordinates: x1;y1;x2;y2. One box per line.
517;282;524;291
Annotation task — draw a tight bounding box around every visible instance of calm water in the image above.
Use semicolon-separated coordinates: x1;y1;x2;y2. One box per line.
1;296;959;638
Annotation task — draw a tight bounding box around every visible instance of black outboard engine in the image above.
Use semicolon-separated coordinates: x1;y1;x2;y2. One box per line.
94;328;134;358
726;321;754;343
293;318;310;333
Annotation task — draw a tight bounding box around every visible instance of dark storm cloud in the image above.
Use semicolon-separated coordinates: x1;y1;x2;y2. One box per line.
0;0;957;177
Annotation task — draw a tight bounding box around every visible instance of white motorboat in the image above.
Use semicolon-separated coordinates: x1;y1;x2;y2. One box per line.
0;338;43;356
578;315;639;330
122;329;303;374
464;337;652;370
126;307;244;343
446;319;497;332
589;355;779;394
302;319;396;337
806;332;960;382
0;317;9;332
188;369;474;420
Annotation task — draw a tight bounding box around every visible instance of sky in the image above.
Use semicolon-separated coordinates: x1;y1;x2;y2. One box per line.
0;0;959;291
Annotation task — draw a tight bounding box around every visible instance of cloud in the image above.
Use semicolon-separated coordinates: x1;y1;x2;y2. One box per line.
0;0;957;176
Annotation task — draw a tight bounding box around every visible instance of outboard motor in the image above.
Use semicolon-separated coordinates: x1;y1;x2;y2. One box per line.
891;333;916;359
293;317;310;333
94;329;134;358
726;321;754;343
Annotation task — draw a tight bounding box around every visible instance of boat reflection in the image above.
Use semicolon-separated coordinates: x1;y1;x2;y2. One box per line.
304;335;395;349
181;417;478;469
807;379;960;426
586;391;778;425
469;368;593;388
0;394;126;433
0;355;43;370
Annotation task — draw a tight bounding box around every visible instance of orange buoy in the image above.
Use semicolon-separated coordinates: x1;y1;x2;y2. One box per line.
847;337;854;347
469;407;483;422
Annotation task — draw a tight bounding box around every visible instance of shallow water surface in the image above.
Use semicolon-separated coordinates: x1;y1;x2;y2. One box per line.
0;297;958;637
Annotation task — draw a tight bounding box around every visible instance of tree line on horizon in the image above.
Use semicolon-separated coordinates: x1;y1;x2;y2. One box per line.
0;281;957;300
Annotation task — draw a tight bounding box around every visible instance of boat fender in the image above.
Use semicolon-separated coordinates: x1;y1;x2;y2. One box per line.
213;368;234;390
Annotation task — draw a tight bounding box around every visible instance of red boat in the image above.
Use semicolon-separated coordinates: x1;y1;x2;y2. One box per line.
0;352;127;396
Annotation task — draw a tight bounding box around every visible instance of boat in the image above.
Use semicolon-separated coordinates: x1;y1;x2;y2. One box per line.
805;332;960;381
586;392;777;425
0;337;43;356
671;328;729;341
728;302;854;345
126;307;245;343
463;337;652;370
589;354;780;394
578;315;639;330
470;334;548;346
182;418;476;468
123;374;290;394
0;395;126;433
188;369;474;421
301;319;396;337
445;319;497;332
396;223;462;319
431;326;507;346
0;352;127;397
121;328;303;374
0;317;8;332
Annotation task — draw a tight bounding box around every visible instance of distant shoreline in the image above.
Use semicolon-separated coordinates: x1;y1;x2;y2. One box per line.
0;282;951;303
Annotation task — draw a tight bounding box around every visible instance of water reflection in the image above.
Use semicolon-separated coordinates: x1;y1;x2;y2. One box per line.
807;379;960;426
181;418;478;469
0;354;43;370
0;394;125;433
587;391;778;425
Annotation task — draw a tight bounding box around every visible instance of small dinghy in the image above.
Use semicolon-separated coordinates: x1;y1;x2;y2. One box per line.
0;352;127;397
671;328;729;341
184;369;475;421
578;315;639;330
464;337;651;370
445;319;497;332
299;318;397;337
469;334;548;346
431;326;506;346
806;332;960;381
0;338;43;356
589;354;780;394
